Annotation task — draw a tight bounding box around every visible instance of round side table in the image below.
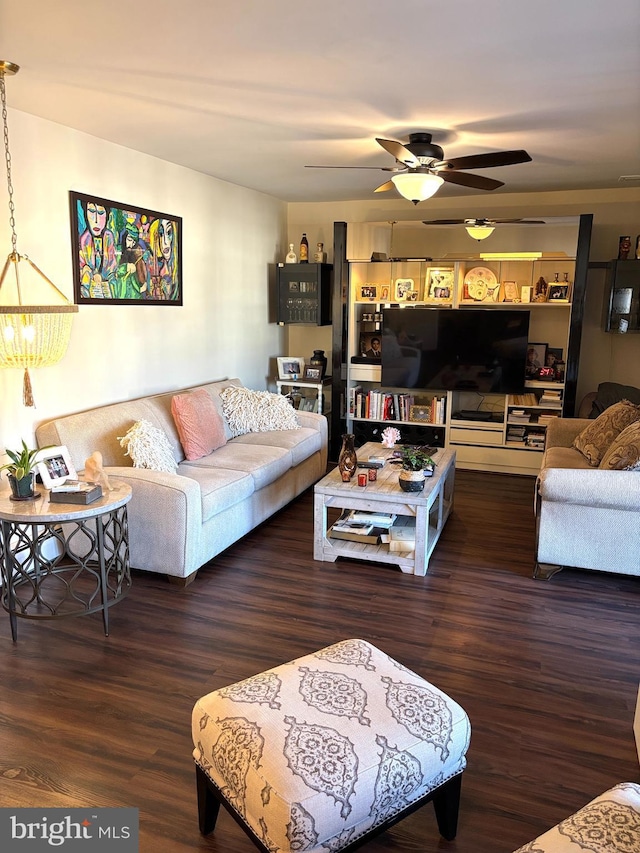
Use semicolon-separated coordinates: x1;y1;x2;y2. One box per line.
0;482;132;641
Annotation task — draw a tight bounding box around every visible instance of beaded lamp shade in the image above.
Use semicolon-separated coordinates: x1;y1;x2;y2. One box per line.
0;61;77;406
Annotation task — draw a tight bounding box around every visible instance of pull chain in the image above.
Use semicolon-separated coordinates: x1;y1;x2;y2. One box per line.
0;69;18;257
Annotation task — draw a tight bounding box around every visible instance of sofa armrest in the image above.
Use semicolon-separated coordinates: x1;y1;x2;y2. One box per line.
544;417;591;449
103;466;203;577
295;411;328;469
539;466;640;511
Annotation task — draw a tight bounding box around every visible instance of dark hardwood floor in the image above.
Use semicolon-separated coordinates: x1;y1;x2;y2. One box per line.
1;469;638;853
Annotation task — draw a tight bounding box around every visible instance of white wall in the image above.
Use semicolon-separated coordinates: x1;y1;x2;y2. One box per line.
288;188;640;408
0;110;287;454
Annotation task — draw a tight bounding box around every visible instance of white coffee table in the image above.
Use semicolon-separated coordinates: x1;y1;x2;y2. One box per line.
313;442;455;576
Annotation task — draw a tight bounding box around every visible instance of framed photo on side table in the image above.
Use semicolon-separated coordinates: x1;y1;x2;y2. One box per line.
303;366;322;381
277;357;305;380
35;445;77;489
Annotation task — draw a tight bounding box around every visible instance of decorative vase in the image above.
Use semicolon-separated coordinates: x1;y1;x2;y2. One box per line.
338;434;357;482
309;349;328;378
398;469;425;493
8;472;36;500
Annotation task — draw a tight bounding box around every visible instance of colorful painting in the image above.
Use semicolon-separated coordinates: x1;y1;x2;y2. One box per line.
69;192;182;305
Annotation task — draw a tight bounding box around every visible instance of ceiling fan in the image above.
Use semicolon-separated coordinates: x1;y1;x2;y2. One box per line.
305;132;532;204
422;216;546;241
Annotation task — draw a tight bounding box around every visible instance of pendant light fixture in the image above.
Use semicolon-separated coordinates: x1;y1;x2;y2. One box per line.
0;60;78;406
390;170;444;205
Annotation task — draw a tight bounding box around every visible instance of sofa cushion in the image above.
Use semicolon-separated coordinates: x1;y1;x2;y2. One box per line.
177;464;255;522
219;386;299;436
600;419;640;471
118;419;178;473
542;445;593;471
171;388;227;461
182;442;292;491
232;426;323;466
573;399;640;466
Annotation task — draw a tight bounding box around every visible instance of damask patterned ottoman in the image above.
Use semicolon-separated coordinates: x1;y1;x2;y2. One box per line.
192;638;471;852
513;783;640;853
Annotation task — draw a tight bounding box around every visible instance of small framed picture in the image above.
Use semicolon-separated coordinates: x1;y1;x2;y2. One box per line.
303;365;322;381
35;445;77;489
357;284;378;301
526;342;548;378
277;356;305;380
379;284;391;302
520;285;532;303
545;347;563;369
502;281;520;302
359;332;382;360
409;405;431;423
394;278;415;301
427;269;454;301
547;284;570;302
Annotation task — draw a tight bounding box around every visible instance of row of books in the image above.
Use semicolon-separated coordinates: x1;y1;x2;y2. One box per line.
506;426;547;447
348;386;446;424
329;510;416;551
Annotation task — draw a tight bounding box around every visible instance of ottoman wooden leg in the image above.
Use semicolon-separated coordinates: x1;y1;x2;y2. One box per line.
431;773;462;840
196;764;221;836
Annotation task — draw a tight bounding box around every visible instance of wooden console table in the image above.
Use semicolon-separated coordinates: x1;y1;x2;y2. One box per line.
0;482;131;641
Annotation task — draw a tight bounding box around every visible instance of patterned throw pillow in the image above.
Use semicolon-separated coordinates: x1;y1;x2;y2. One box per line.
573;399;640;466
219;386;300;436
599;420;640;470
118;419;177;473
171;388;227;461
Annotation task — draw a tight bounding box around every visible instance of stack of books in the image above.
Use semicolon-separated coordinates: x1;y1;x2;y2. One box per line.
506;425;527;444
539;389;562;408
538;412;560;426
508;408;531;423
525;430;546;449
383;517;416;553
50;481;103;505
329;510;396;544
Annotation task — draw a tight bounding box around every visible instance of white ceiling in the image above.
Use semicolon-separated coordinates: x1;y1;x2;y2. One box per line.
2;0;640;204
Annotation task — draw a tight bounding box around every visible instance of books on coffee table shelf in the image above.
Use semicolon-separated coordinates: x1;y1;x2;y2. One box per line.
329;510;397;545
381;517;416;553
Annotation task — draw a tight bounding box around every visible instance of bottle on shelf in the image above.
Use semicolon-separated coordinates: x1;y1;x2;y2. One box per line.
300;233;309;263
285;243;297;264
314;242;326;263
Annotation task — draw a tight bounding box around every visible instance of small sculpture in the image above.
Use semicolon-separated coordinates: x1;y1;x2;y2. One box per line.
84;451;111;493
381;427;401;448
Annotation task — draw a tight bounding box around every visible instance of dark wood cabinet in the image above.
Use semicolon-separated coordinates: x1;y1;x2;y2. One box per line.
604;259;640;333
276;263;333;325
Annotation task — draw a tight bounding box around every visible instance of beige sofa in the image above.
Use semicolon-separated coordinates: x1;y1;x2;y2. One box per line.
534;416;640;579
36;379;328;585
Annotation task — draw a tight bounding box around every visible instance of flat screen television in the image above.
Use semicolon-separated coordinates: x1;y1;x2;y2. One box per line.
381;307;531;394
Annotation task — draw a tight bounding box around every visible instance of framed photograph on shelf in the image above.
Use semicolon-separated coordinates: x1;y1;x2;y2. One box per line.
35;445;77;490
525;342;548;378
427;268;453;301
359;332;382;360
502;281;520;302
277;357;305;380
547;284;570;302
409;405;431;423
303;365;322;381
357;284;378;301
545;347;563;369
394;278;416;301
379;284;391;302
69;191;182;305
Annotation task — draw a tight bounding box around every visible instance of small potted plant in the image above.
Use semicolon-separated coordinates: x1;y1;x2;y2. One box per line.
398;446;435;493
0;440;42;500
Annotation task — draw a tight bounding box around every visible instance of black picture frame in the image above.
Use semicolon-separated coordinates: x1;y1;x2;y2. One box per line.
69;191;183;305
526;342;548;377
359;332;382;360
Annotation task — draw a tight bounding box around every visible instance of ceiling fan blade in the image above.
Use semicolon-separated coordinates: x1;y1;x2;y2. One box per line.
439;171;504;191
493;218;546;224
434;149;532;171
375;138;421;168
304;165;399;171
374;180;395;193
422;219;467;225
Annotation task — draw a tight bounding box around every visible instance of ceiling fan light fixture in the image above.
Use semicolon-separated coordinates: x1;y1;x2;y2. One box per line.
465;224;495;241
390;172;443;204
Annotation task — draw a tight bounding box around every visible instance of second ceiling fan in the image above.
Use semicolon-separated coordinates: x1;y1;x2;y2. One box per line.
306;132;532;203
422;216;546;241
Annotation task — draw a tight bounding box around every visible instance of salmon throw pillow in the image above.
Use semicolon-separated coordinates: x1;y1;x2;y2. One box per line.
171;389;227;461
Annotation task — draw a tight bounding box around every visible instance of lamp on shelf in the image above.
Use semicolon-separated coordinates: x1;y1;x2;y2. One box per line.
0;60;78;407
390;171;444;205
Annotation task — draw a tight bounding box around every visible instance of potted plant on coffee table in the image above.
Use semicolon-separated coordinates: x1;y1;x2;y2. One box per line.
398;446;435;493
1;440;42;501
